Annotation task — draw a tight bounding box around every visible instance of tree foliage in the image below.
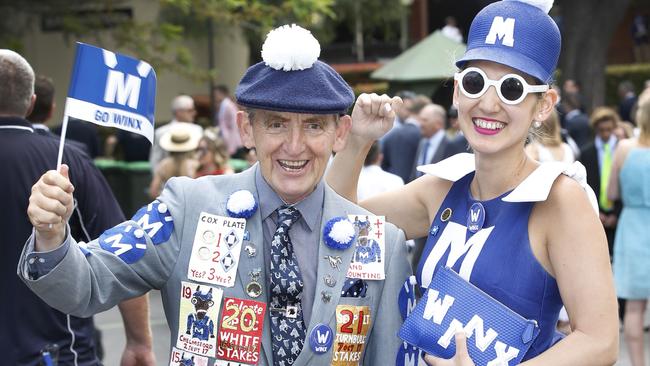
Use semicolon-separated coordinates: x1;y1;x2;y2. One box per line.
314;0;404;45
0;0;334;80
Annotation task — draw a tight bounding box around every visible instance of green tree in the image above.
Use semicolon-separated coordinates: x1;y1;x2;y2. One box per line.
0;0;334;79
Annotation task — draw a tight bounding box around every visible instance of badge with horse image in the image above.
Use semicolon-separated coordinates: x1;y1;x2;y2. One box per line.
168;347;208;366
176;282;223;358
332;305;372;365
346;215;385;280
216;297;267;365
187;212;246;287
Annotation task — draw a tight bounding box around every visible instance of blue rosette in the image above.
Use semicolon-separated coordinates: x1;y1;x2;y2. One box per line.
226;190;258;219
322;216;356;250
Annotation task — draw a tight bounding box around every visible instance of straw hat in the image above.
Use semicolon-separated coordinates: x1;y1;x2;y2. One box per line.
159;123;201;152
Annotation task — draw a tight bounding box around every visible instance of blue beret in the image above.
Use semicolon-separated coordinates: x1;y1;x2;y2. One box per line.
235;60;355;115
456;0;561;83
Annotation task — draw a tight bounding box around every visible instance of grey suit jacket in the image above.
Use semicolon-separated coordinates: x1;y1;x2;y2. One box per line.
19;164;411;366
411;135;450;181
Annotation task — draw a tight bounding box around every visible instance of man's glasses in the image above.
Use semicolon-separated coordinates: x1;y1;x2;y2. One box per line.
454;67;549;105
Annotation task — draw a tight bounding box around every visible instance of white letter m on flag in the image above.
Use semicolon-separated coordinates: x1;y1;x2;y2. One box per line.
104;70;141;109
102;50;152;109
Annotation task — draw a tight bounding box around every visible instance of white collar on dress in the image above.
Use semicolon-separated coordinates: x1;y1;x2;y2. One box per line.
416;153;598;211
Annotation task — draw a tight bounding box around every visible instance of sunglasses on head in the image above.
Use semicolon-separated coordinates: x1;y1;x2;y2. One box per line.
454;67;549;105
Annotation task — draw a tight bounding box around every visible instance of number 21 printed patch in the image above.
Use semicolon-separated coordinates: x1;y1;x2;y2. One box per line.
332;305;372;366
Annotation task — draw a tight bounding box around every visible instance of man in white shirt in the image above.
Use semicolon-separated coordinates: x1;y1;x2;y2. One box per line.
411;103;449;180
441;16;463;43
358;141;404;201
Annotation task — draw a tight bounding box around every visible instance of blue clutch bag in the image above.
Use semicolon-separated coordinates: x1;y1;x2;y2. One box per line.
398;267;539;366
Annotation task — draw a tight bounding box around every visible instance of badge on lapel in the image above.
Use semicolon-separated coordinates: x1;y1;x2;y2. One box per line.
187;212;246;287
323;217;356;250
176;282;223;358
346;215;386;280
310;323;334;354
332;305;372;365
217;297;267;365
226;190;258;219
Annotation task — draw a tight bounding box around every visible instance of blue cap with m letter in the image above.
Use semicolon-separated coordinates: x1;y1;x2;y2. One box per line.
455;0;561;84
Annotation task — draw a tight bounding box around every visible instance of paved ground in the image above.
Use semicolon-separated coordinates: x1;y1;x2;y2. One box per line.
96;291;648;365
95;291;170;365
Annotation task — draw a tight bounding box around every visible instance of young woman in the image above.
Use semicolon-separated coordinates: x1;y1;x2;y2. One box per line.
149;126;200;198
328;0;618;364
608;89;650;366
195;129;234;177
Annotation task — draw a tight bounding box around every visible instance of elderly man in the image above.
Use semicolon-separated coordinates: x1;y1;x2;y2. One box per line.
19;25;409;366
410;103;449;181
213;85;243;157
0;50;154;366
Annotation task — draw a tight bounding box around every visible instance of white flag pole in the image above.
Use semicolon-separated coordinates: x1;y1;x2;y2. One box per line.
55;114;69;171
49;114;69;230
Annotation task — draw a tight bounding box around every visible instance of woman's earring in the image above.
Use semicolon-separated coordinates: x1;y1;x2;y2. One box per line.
533;120;542;128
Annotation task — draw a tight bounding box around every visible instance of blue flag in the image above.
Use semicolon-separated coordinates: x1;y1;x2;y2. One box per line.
64;42;156;143
398;267;539;366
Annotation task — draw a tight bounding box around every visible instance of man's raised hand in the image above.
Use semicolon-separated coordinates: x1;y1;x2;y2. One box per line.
350;93;403;143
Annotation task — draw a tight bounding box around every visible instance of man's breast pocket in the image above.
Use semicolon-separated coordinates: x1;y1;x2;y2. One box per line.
340;278;368;298
337;295;373;307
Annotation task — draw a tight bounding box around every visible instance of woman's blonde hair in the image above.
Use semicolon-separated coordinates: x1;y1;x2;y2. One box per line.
202;128;230;170
637;89;650;143
615;121;634;139
155;151;196;186
536;109;562;146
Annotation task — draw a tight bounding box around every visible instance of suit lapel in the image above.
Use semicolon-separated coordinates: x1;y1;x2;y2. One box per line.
295;186;357;365
230;166;274;366
431;137;448;164
412;139;426;180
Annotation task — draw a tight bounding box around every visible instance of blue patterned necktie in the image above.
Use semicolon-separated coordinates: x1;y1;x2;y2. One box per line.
269;205;305;366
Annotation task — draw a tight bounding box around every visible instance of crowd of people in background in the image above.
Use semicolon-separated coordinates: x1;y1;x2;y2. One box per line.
11;57;650;365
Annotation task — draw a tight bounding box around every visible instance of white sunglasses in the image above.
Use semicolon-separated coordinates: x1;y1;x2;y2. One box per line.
454;67;549;105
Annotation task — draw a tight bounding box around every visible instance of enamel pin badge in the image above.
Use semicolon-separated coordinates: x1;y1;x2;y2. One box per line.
467;202;486;233
246;269;262;298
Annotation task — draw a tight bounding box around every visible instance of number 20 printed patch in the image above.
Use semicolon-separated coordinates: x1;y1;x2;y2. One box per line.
216;297;267;365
